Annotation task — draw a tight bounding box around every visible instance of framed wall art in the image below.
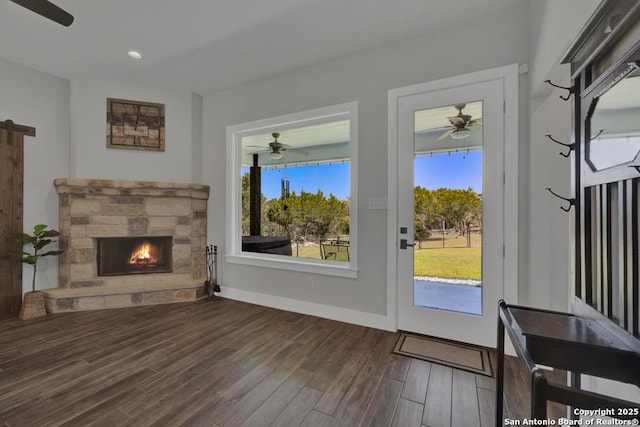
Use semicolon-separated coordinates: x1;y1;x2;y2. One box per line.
106;98;165;151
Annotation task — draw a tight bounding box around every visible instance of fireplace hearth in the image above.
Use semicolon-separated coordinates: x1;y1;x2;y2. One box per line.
98;236;172;276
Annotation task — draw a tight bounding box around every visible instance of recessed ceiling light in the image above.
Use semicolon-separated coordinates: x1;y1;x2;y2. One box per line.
127;50;143;59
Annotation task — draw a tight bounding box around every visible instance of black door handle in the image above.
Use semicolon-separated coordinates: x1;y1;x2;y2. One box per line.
400;239;414;249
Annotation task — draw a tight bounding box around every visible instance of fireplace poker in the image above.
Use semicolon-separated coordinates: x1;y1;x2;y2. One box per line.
204;245;221;297
212;245;221;293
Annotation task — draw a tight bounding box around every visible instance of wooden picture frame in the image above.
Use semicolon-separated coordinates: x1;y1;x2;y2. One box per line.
106;98;165;151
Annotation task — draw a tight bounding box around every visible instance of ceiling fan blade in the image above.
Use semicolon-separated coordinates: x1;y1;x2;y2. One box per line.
10;0;74;26
436;128;455;141
447;116;466;126
285;148;309;156
415;125;452;136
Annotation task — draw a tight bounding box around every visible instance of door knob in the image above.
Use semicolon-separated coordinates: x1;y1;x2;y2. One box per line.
400;239;414;250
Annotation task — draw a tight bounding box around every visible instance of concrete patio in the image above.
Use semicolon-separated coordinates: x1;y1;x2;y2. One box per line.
414;277;482;315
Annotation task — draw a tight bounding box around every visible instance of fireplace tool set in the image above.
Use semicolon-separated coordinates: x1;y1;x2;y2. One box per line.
204;245;221;297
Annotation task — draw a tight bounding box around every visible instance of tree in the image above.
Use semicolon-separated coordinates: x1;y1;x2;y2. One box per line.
414;186;441;230
264;190;349;241
241;173;251;235
414;220;430;248
243;172;350;241
413;186;482;242
266;197;294;236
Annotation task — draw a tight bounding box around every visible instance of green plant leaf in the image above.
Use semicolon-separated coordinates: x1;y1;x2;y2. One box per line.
14;233;36;244
14;224;63;293
34;239;53;250
15;225;64;266
41;250;64;257
23;255;38;265
33;224;48;236
41;230;61;238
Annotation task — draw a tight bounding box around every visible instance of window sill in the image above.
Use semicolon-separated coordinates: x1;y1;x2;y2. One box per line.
225;254;358;278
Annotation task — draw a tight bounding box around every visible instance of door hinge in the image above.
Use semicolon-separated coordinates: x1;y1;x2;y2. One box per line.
503;172;506;185
503;245;506;258
503;100;506;114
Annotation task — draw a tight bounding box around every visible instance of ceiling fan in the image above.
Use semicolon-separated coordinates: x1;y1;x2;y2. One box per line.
9;0;74;27
435;104;482;141
247;133;309;160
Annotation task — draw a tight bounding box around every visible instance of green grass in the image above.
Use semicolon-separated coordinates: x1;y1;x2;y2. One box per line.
291;242;350;261
414;246;481;280
413;233;481;280
291;243;317;258
289;234;482;280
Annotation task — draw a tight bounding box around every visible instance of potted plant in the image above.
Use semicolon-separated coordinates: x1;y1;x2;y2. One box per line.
14;224;64;320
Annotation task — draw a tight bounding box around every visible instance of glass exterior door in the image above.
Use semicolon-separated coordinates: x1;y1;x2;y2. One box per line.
397;80;504;347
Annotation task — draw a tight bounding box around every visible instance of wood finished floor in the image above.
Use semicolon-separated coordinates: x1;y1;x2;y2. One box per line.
0;298;527;427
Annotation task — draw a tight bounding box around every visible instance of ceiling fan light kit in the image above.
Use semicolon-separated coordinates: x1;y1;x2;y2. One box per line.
10;0;74;27
451;129;472;139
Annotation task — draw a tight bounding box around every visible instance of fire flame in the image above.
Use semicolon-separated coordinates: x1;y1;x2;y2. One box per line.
129;242;158;265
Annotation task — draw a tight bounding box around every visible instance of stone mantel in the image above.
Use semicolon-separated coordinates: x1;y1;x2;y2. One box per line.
46;178;210;312
53;178;209;199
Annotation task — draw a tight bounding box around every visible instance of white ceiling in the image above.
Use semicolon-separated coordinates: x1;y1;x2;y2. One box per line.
0;0;525;95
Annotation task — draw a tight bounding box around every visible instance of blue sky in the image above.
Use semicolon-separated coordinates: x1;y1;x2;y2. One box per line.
260;162;350;200
255;150;482;200
414;150;482;193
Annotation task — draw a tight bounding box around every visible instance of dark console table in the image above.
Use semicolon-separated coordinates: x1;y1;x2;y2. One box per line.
495;300;640;426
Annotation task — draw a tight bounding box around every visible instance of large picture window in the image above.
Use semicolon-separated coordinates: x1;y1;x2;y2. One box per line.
226;102;358;277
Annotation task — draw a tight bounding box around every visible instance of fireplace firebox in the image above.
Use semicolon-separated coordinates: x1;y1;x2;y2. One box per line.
97;236;172;276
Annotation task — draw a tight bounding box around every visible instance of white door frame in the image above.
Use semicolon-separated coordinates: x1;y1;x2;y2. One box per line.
386;64;520;342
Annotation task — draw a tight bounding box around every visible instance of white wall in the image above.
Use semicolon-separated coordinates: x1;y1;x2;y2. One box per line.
523;0;601;311
523;76;574;311
191;93;204;184
203;3;530;326
0;58;70;292
69;79;199;184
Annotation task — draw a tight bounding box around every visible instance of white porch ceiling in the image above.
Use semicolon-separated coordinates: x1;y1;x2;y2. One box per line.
0;0;525;95
240;101;483;167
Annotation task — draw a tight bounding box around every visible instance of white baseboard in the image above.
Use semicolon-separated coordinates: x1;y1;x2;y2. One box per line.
220;286;396;332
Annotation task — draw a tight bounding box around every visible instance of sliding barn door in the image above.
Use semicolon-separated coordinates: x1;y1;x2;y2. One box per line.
0;121;35;319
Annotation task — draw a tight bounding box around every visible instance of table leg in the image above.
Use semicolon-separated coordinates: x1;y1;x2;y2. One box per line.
496;309;505;427
532;370;548;420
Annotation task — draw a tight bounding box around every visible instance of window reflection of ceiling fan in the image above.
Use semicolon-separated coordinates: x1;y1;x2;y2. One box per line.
9;0;74;27
247;133;309;160
436;104;482;141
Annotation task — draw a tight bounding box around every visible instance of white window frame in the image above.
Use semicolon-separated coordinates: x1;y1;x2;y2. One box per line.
226;101;358;278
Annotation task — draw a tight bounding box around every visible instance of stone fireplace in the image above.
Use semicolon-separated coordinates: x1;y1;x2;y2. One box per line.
44;178;209;312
